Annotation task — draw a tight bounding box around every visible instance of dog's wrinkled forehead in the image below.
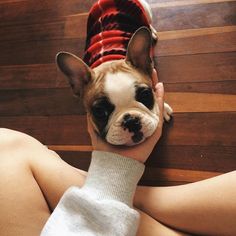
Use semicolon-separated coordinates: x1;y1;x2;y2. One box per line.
90;60;152;103
104;71;136;107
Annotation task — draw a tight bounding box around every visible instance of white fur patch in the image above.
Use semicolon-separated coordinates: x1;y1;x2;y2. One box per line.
104;72;136;108
103;71;160;146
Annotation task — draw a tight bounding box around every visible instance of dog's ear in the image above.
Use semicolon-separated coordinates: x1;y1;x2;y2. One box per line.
56;52;92;97
126;27;153;75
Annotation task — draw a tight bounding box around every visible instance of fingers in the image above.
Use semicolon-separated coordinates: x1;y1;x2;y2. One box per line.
87;114;109;150
86;114;93;136
152;69;159;88
144;82;164;146
155;82;164;120
87;114;98;143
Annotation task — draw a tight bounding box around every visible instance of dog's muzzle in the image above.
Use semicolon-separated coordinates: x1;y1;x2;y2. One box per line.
106;108;159;146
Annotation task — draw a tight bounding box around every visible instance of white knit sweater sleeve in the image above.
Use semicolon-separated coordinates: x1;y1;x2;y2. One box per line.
40;150;145;236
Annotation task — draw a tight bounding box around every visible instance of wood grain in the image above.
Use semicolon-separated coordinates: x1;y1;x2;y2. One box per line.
156;52;236;83
0;0;93;23
1;90;235;116
0;88;85;116
1;4;235;43
142;168;222;183
1;52;235;89
0;2;235;65
1;113;235;146
149;0;236;7
0;0;235;185
56;145;236;172
0;29;235;65
156;31;236;56
165;92;236;112
57;151;225;185
164;81;236;94
153;2;236;31
0;64;67;89
157;26;236;40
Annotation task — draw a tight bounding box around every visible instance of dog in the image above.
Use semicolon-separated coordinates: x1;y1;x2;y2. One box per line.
56;0;173;146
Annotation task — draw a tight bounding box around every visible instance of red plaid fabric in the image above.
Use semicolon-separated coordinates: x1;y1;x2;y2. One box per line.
83;0;150;68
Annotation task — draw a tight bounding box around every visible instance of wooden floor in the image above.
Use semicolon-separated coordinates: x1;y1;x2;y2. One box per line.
0;0;235;186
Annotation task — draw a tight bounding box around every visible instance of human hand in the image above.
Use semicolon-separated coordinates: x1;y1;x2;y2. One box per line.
87;70;164;163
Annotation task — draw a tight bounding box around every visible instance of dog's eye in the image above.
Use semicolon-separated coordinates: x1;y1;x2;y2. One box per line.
91;97;114;121
92;106;109;120
136;87;154;109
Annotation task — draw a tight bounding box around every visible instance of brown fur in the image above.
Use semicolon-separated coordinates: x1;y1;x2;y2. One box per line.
83;60;152;111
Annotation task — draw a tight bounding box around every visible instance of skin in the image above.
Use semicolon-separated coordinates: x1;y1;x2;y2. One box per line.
0;73;187;236
0;71;235;235
87;70;236;236
87;69;163;163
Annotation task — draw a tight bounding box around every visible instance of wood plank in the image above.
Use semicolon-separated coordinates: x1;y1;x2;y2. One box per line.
1;52;235;89
142;168;222;183
59;153;91;171
0;116;90;145
153;2;236;31
162;112;236;146
148;145;236;172
1;5;235;43
1;70;235;94
0;2;235;65
0;14;88;42
0;90;235;116
57;150;224;185
165;92;236;112
157;26;236;40
0;64;68;89
51;145;92;152
0;0;93;24
164;81;236;95
138;180;189;186
41;150;226;185
156;30;236;56
0;88;85;116
150;0;236;8
1;0;234;188
0;1;236;42
1;29;235;65
156;52;236;83
0;38;84;66
56;145;236;172
1;113;235;146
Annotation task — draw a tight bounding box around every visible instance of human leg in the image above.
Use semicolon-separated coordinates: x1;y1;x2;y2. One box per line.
135;171;236;236
0;128;86;236
0;128;189;236
0;129;50;235
137;211;190;236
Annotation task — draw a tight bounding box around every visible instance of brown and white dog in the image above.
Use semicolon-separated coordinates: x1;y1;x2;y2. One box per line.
56;0;173;146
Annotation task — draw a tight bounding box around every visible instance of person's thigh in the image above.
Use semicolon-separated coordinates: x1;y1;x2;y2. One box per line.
0;129;188;236
0;129;87;236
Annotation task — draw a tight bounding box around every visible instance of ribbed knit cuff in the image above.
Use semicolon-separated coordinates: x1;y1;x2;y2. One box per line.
82;151;145;207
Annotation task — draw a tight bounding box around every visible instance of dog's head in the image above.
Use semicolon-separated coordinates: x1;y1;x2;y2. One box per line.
56;27;160;146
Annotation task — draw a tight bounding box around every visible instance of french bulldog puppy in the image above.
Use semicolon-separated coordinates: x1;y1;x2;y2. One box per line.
56;0;173;146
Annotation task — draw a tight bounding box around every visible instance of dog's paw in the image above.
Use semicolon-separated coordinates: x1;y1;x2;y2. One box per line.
163;102;173;122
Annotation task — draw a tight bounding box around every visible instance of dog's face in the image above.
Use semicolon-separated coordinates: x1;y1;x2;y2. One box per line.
57;28;159;146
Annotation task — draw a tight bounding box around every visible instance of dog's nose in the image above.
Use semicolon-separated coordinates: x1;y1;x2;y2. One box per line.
122;114;142;133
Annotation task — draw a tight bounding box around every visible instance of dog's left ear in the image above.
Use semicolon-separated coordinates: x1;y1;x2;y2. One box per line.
126;27;153;75
56;52;93;97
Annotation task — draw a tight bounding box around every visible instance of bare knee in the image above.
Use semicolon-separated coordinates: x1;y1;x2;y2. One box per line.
0;128;51;164
0;128;44;149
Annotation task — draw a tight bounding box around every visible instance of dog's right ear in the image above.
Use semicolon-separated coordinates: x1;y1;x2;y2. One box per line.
56;52;92;97
126;27;153;76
